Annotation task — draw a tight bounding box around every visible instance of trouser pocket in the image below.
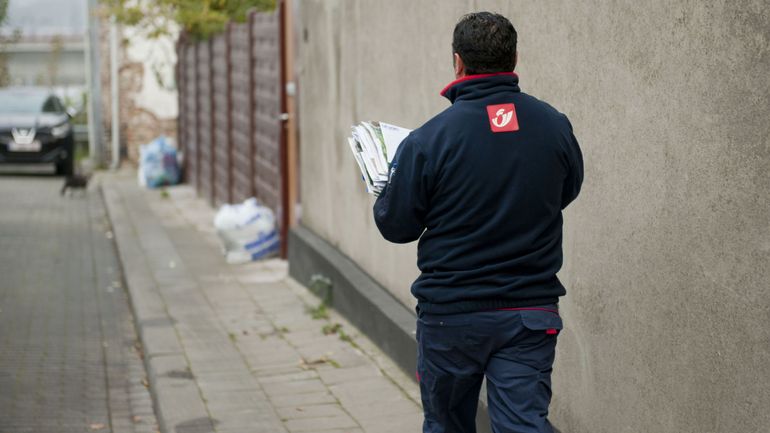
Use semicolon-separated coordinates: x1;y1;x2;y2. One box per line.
520;308;563;336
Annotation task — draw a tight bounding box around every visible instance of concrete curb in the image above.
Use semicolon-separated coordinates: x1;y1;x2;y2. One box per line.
100;182;207;433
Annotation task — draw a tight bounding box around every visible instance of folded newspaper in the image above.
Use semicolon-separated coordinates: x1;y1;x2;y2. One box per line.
347;121;411;196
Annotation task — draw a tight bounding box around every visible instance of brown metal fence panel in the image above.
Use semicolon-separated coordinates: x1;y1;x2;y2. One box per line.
182;43;198;188
229;22;254;203
251;11;282;218
196;42;214;204
212;32;231;205
176;9;285;253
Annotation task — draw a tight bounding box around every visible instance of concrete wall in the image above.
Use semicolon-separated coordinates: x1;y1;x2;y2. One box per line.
295;1;770;432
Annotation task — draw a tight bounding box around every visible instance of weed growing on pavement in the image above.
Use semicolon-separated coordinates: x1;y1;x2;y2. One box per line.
228;332;238;342
322;323;342;335
338;329;353;343
338;329;360;350
306;302;329;320
160;189;170;199
309;274;333;304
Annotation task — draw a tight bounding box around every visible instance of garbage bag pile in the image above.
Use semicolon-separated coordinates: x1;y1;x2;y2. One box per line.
138;136;180;188
214;198;280;264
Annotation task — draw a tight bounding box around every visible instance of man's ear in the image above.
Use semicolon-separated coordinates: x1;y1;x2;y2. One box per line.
513;51;518;70
454;53;465;78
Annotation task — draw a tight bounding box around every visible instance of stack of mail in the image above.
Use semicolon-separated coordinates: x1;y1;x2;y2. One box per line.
347;121;411;196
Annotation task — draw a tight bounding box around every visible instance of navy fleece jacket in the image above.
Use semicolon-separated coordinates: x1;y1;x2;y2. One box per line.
373;72;583;314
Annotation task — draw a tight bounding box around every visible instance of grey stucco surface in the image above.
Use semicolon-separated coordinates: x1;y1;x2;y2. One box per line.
295;1;770;432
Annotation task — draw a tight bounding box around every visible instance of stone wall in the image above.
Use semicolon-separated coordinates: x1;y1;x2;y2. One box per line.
295;1;770;432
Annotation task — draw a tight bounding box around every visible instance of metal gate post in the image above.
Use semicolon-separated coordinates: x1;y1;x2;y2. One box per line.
278;0;290;258
248;11;257;199
225;22;234;204
208;38;216;206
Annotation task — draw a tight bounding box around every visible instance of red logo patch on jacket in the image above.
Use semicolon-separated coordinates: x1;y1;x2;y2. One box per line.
486;103;519;133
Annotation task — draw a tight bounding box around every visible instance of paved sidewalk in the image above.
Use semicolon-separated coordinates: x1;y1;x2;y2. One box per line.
100;171;422;433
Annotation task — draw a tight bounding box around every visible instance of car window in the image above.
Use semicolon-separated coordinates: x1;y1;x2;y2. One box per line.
53;97;65;113
42;97;59;113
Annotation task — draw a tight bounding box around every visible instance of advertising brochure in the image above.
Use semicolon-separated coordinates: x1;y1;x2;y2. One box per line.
346;121;411;196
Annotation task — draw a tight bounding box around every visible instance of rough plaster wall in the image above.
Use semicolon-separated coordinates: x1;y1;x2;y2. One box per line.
296;1;770;432
100;21;179;163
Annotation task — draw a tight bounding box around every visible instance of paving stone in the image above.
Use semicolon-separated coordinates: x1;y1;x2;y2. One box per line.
270;391;339;408
281;328;329;346
329;377;416;410
284;415;360;432
256;369;320;384
251;364;310;378
141;323;184;356
202;389;273;413
211;411;287;432
196;372;261;393
261;378;328;397
317;364;384;385
356;411;424;433
275;403;350;420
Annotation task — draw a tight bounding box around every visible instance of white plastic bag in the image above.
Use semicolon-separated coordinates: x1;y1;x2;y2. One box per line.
214;198;279;264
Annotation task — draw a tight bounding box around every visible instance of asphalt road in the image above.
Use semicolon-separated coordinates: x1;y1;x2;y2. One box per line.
0;173;157;433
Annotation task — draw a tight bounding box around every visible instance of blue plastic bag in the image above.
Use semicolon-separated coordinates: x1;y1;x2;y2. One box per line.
139;136;180;188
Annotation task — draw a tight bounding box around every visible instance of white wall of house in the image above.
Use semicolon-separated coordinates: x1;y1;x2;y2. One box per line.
123;25;179;120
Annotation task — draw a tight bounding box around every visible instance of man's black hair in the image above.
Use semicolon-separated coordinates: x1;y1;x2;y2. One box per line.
452;12;517;75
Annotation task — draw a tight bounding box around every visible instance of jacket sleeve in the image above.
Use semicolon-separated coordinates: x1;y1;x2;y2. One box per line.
561;118;584;209
373;136;430;243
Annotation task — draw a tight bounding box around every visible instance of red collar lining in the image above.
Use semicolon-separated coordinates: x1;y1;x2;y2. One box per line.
439;72;518;96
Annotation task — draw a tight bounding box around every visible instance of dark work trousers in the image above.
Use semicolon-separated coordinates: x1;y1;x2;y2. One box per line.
416;306;563;433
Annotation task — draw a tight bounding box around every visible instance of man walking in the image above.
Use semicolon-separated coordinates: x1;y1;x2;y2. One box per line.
373;12;583;433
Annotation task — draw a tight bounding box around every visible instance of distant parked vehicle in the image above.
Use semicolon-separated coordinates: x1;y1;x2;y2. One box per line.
0;87;75;175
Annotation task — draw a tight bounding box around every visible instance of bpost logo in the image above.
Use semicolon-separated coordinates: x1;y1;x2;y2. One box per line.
486;103;519;133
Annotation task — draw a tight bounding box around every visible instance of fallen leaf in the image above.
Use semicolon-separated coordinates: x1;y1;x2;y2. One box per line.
132;415;142;423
